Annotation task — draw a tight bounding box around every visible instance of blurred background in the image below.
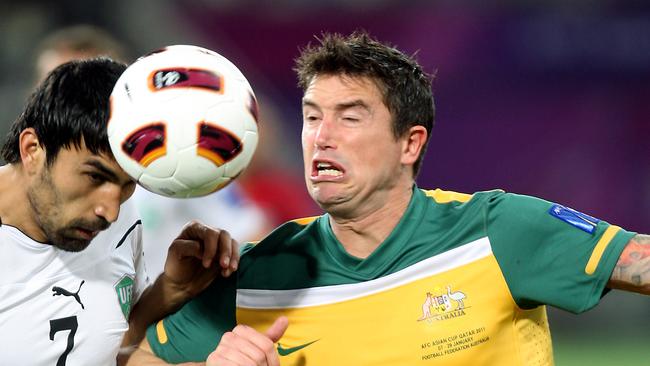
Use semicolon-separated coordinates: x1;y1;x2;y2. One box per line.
1;0;648;364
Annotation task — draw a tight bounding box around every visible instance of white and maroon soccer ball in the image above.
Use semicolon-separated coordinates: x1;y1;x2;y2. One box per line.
107;45;259;198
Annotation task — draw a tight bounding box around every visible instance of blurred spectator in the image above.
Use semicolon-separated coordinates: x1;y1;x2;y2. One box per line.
34;24;273;277
34;24;130;83
131;184;270;277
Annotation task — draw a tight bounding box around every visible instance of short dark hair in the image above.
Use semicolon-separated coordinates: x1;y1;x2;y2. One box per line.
294;30;435;177
1;57;126;165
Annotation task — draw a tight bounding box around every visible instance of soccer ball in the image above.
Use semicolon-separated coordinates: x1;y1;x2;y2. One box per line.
107;45;259;198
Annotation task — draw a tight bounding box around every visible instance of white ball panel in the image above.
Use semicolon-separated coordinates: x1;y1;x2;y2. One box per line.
173;145;224;187
139;175;189;198
108;44;259;198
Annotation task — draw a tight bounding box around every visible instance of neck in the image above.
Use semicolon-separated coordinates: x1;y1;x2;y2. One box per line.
329;184;413;259
0;165;34;233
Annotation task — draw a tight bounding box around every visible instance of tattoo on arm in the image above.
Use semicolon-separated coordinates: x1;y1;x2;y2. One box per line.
609;234;650;294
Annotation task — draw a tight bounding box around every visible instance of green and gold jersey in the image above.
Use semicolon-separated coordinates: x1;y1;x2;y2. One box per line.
147;187;634;365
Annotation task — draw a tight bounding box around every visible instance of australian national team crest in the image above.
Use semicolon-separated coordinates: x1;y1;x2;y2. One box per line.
114;275;134;319
418;285;468;323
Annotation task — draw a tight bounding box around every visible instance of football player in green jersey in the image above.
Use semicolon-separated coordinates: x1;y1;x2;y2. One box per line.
129;31;649;366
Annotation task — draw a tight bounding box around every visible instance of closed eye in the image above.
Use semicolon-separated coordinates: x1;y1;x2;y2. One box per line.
303;114;321;124
87;172;108;185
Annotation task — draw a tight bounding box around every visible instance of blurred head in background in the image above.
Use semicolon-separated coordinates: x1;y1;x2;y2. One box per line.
35;24;129;83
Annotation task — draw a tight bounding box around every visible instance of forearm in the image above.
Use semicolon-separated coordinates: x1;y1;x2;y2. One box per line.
120;274;191;362
608;234;650;294
119;224;239;365
121;348;169;366
119;346;175;366
121;337;203;366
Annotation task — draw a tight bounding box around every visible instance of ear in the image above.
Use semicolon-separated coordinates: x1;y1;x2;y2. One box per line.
400;125;428;166
18;128;46;174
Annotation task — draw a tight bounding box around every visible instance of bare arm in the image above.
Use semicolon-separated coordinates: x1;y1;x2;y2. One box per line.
118;221;239;365
124;337;202;366
124;317;288;366
118;275;203;365
608;234;650;294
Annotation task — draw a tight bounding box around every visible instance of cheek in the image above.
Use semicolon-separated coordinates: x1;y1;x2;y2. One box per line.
301;133;313;161
49;178;95;216
358;137;389;161
359;139;401;171
55;180;86;202
301;128;313;147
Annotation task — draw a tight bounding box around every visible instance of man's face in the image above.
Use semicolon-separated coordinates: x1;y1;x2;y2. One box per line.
27;145;136;251
301;74;407;217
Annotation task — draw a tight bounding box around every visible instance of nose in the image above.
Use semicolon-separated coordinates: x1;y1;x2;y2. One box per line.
314;116;336;150
93;186;122;223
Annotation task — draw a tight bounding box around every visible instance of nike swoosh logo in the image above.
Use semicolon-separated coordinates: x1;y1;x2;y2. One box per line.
277;339;319;356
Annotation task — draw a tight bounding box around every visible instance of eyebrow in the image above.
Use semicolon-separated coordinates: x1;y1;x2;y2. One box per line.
302;98;371;112
83;159;120;182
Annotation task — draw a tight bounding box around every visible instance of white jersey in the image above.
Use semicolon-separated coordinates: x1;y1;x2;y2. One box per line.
0;200;150;366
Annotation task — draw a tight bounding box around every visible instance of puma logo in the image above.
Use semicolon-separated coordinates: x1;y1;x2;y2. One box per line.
52;280;85;309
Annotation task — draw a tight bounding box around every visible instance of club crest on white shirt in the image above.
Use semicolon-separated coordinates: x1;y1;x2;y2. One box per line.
115;275;134;319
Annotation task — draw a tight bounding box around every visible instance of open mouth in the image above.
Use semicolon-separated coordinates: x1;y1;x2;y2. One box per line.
75;227;98;240
313;160;344;178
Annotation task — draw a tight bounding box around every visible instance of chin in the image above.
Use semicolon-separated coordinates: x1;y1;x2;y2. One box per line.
312;192;338;208
52;238;92;252
314;195;352;215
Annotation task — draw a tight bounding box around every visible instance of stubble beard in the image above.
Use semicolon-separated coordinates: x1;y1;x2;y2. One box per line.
26;167;100;252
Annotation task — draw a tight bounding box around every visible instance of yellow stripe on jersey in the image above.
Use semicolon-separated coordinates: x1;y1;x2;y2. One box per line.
291;216;320;226
236;237;553;365
422;189;473;204
156;319;168;344
585;225;621;275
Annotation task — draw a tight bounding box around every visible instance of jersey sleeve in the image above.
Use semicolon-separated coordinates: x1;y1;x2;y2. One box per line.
146;272;237;363
131;223;149;304
484;192;636;313
121;199;150;303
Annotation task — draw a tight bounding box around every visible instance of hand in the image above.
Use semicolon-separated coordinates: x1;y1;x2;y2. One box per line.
163;220;240;300
206;317;289;366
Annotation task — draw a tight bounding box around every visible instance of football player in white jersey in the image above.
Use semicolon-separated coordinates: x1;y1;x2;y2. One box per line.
33;24;273;282
0;58;239;365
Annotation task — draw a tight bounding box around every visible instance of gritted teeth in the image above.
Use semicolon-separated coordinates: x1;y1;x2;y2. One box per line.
319;169;342;177
314;160;343;177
